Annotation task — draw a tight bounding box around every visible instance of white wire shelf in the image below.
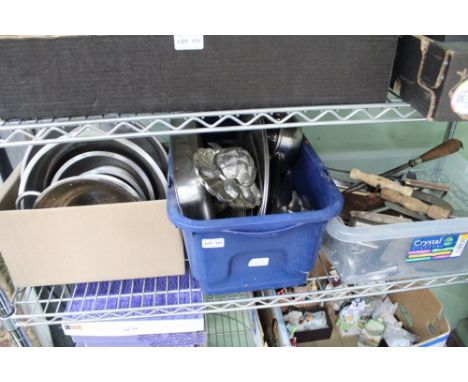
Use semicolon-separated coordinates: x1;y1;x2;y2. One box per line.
206;310;261;347
10;256;468;328
0;101;425;148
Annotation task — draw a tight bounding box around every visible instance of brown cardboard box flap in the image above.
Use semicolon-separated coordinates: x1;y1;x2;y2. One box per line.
393;289;450;343
0;170;185;287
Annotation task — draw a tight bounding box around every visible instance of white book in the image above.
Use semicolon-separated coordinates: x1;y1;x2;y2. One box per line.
62;316;205;337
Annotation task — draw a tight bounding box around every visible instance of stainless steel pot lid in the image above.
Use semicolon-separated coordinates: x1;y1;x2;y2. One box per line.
33;174;142;209
51;150;153;200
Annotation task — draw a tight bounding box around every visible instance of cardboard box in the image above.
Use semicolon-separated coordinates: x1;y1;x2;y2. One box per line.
0;168;185;287
0;36;398;120
394;35;468;121
261;256;450;347
296;290;450;347
391;289;450;347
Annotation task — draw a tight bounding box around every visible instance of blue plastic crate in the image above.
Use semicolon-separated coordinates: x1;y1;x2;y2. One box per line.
167;140;343;294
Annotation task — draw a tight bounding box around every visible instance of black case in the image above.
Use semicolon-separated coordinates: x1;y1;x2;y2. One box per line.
394;35;468;121
0;36;397;120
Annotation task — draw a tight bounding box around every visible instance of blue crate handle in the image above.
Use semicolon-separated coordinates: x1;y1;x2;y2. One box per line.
223;224;303;236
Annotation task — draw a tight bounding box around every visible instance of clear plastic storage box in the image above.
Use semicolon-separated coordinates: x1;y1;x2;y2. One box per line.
321;147;468;283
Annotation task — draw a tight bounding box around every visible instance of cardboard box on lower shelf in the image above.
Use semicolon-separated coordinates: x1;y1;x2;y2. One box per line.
297;290;450;347
0;168;185;287
261;256;450;347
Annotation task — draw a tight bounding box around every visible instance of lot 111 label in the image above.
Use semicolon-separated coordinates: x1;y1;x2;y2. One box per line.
406;233;468;262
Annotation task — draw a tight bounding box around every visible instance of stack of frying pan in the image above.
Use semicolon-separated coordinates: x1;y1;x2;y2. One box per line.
17;123;168;209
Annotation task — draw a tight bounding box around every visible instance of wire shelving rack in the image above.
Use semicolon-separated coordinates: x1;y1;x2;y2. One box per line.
1;97;466;347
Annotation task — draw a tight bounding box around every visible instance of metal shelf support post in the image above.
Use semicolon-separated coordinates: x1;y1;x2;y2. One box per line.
0;287;32;347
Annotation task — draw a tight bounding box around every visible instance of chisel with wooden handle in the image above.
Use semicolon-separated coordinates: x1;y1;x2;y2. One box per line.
345;139;463;193
404;179;450;193
380;188;451;220
350;168;414;196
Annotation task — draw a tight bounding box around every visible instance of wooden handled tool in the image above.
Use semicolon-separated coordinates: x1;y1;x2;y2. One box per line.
418;139;463;164
345;139;463;193
381;138;463;178
350;169;414;196
350;210;412;225
380;188;451;220
404;179;450;193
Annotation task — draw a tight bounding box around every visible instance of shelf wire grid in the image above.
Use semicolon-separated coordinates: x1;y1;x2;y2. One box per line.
205;311;257;347
0;102;424;148
10;256;468;327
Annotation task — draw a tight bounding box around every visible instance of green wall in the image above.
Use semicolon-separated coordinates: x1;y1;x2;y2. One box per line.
304;120;468;157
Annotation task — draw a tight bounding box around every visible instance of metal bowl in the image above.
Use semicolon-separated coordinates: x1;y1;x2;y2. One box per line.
18;126;167;209
21;127;64;179
130;121;168;174
51;150;153;200
81;166;147;201
24;122;168;175
33;174;142;209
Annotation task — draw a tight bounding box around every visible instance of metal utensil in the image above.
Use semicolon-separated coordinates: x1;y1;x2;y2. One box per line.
33;174;142;209
50;150;153;200
380;202;429;221
404;179;450;193
411;190;454;213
